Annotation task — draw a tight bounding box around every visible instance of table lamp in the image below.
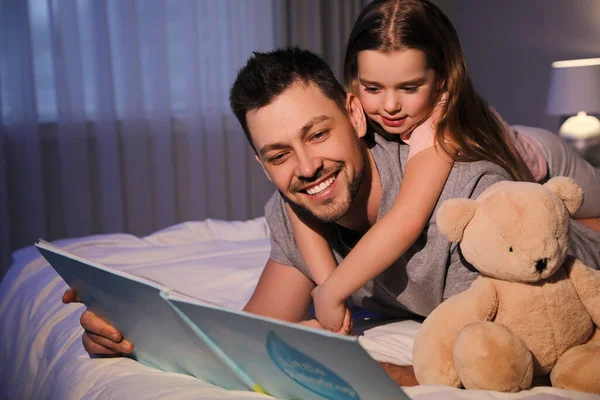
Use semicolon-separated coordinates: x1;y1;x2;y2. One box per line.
546;57;600;140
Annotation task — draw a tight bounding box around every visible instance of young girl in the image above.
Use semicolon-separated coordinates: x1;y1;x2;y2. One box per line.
287;0;600;332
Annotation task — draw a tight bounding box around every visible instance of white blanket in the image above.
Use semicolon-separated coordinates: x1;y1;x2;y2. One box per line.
0;218;596;400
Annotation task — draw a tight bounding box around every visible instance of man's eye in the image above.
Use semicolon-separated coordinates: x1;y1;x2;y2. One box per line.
311;130;329;141
269;153;287;164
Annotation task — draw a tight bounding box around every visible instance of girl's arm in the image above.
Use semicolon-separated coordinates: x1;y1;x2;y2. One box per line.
285;205;354;334
285;203;338;286
314;145;453;330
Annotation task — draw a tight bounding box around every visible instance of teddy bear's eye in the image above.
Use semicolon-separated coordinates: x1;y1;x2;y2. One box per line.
509;247;513;252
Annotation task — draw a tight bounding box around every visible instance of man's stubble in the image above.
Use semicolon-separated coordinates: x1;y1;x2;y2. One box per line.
285;145;369;224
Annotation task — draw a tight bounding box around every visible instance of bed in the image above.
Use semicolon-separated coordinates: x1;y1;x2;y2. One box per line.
0;217;597;400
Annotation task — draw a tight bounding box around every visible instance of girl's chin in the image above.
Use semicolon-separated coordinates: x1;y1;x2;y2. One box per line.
378;124;409;136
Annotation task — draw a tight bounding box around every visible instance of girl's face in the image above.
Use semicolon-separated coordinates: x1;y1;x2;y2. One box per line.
356;49;439;139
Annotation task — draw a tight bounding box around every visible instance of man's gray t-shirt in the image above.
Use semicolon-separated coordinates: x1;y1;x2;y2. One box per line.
265;134;600;318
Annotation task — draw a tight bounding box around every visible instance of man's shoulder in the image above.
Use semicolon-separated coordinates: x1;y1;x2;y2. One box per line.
370;132;513;200
264;190;297;243
370;133;512;185
264;190;287;228
449;160;513;199
455;159;511;181
264;190;282;214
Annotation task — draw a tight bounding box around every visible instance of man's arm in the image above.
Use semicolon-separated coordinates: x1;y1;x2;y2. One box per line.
243;258;315;322
379;363;419;387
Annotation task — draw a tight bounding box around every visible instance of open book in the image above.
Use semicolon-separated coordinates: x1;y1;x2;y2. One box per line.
36;239;410;400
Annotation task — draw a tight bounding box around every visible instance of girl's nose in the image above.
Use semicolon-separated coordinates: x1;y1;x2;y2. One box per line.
383;92;401;115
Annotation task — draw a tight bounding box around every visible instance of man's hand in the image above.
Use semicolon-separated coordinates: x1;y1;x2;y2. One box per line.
62;289;133;355
379;363;419;387
312;285;348;332
61;288;82;303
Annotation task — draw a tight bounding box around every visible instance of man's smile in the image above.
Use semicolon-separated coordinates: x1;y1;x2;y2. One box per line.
297;171;340;201
306;175;336;195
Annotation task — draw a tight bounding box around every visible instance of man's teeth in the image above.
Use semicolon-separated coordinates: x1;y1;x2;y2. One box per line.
306;176;336;195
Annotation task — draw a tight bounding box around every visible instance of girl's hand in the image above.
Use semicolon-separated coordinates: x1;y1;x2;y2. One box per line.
311;285;348;333
299;311;353;336
340;307;354;336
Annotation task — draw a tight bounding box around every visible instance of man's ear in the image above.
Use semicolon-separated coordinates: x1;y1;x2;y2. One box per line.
346;93;367;138
254;151;272;183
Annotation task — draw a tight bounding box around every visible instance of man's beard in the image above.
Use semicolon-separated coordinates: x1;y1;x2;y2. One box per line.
285;148;368;223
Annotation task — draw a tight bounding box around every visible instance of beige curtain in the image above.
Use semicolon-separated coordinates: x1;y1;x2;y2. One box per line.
275;0;370;80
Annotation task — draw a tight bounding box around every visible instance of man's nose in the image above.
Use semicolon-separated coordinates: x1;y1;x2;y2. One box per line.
294;149;323;178
383;92;401;115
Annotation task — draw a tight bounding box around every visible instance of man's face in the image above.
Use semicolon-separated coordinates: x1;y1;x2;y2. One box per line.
247;82;368;222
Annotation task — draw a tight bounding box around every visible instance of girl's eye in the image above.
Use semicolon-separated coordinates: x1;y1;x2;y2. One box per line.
364;87;380;94
403;86;418;94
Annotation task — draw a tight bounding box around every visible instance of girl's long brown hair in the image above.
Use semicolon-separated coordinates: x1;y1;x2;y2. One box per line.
344;0;533;181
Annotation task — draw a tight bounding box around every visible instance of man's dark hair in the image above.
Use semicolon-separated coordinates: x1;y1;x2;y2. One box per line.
229;47;347;151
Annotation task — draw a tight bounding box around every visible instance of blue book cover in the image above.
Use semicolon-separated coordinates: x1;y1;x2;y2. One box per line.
35;240;250;391
37;240;410;400
165;294;411;400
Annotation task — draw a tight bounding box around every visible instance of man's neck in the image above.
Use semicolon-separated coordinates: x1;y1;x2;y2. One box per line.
336;146;381;232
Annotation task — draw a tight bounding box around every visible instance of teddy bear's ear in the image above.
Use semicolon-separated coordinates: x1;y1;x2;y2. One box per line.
436;198;478;242
543;176;583;216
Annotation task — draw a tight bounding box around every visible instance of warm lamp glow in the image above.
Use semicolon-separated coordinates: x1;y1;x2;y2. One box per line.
558;111;600;140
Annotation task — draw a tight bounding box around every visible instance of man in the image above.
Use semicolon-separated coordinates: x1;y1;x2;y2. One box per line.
64;47;600;385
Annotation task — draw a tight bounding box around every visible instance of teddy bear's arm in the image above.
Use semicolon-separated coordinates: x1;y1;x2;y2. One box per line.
566;256;600;326
412;277;498;387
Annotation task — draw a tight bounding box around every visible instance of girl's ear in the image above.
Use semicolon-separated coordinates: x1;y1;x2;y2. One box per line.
435;72;447;92
346;93;367;138
254;151;273;183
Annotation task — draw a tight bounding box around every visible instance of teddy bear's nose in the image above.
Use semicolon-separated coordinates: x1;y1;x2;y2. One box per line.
535;258;548;272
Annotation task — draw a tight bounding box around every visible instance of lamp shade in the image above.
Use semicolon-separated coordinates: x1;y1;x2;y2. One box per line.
546;58;600;116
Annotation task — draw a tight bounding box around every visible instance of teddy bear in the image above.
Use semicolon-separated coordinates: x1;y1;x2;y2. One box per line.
412;177;600;393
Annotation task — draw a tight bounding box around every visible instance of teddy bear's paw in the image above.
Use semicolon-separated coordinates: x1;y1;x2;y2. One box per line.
413;361;462;388
413;317;463;388
454;321;533;392
551;340;600;394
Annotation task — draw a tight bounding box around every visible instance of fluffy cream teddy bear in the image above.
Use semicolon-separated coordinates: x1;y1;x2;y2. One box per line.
412;177;600;393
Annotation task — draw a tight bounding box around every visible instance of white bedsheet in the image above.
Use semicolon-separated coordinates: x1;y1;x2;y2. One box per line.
0;218;597;400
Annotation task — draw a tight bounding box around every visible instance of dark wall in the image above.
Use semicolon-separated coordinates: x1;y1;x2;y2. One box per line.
434;0;600;131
